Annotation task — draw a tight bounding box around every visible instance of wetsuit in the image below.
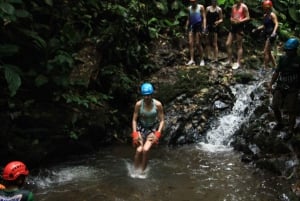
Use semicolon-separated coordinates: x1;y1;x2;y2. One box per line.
137;99;158;140
263;13;276;43
206;7;220;33
272;55;300;113
0;189;34;201
231;4;246;34
188;5;203;33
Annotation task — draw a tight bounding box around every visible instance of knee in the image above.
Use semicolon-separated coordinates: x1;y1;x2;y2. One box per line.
142;147;150;154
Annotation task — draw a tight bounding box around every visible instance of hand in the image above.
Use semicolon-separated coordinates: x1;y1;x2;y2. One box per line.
270;32;276;38
132;131;140;147
132;139;140;147
153;131;161;144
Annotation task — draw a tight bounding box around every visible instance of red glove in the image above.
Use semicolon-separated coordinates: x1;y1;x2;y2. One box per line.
132;131;140;147
154;131;161;139
154;131;161;144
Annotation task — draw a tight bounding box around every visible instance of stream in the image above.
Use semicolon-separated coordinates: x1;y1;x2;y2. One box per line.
30;81;292;201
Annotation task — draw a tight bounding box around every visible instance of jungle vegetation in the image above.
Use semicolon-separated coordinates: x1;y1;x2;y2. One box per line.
0;0;299;142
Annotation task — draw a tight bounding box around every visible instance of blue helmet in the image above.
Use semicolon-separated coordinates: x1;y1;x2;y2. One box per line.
284;38;299;50
141;83;154;95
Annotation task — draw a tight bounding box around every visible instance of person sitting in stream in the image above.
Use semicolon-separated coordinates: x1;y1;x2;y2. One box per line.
131;82;165;173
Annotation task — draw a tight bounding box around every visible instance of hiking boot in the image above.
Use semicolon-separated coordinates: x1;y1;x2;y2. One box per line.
200;59;205;66
232;62;240;70
186;60;195;66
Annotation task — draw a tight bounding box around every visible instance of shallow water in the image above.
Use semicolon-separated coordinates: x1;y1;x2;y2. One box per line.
31;144;290;201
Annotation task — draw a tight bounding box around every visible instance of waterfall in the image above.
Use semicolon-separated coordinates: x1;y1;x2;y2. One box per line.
198;82;264;152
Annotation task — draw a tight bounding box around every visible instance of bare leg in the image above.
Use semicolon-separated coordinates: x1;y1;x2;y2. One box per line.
134;145;143;169
264;39;271;69
195;32;204;61
236;33;243;66
225;32;233;64
213;32;218;61
141;136;155;171
188;32;195;61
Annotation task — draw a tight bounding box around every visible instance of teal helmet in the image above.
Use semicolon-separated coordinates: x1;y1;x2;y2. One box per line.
284;38;299;50
141;83;154;95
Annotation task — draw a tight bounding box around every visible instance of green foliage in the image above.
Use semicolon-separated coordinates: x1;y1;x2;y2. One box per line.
1;64;22;97
61;91;111;109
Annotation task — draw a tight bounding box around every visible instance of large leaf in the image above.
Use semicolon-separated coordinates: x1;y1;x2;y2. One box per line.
0;2;15;15
288;5;300;23
3;64;22;97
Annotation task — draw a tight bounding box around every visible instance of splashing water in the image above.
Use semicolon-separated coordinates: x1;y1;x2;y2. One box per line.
126;161;149;179
199;82;263;152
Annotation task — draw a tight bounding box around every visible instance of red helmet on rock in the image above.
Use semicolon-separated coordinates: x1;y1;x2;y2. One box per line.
263;0;273;8
2;161;29;181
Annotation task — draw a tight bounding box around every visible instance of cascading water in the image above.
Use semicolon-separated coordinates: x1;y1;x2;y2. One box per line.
199;82;264;152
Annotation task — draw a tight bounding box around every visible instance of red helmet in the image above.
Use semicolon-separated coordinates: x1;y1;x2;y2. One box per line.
2;161;29;181
263;0;273;8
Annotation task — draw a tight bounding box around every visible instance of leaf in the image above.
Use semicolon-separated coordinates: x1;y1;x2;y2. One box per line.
288;6;300;23
3;64;22;97
44;0;53;6
0;2;15;15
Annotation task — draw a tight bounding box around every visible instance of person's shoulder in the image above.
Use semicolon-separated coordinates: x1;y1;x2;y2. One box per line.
242;3;249;9
153;99;163;106
135;100;142;106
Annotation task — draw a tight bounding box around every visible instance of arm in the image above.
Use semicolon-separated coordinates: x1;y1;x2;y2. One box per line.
156;101;165;133
132;101;140;132
269;71;279;92
271;12;279;35
215;7;223;26
185;7;190;30
230;6;237;23
201;5;206;29
240;4;250;23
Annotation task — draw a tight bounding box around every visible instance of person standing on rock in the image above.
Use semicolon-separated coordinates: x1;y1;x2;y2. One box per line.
205;0;223;63
224;0;250;69
131;82;165;173
185;0;207;66
252;0;278;73
0;161;34;201
268;38;300;134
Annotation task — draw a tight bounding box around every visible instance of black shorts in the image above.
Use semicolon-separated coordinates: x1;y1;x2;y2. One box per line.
207;25;219;33
264;32;277;44
189;22;203;33
231;24;244;34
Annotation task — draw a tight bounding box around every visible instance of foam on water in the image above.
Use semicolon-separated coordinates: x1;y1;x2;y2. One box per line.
126;162;149;179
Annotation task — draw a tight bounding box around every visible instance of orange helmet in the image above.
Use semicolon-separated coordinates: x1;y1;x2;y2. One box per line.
263;0;273;8
2;161;29;181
